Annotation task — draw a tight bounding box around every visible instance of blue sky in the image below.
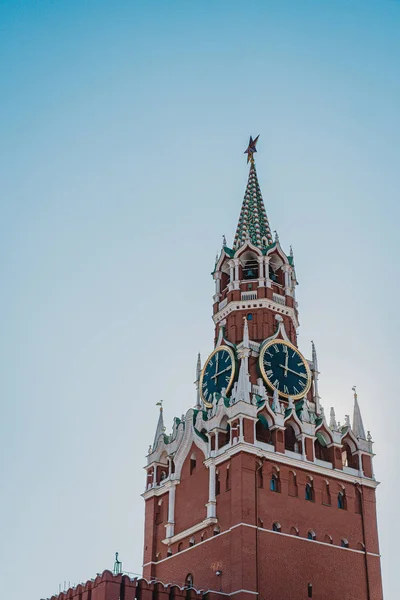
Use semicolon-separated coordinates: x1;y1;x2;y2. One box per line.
0;1;399;598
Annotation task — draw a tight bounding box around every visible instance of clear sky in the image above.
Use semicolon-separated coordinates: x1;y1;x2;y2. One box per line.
0;1;399;598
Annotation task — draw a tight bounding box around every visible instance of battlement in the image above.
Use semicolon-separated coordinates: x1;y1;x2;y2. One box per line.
43;571;226;600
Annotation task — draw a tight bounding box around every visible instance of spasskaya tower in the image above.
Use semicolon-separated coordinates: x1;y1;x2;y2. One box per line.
142;137;383;600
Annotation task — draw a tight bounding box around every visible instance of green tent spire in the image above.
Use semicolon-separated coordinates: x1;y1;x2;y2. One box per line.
233;160;273;250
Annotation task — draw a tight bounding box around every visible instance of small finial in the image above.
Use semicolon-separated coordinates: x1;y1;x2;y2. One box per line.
290;245;294;258
367;431;372;442
156;400;163;411
344;415;351;427
222;234;227;247
329;407;337;430
352;385;357;399
148;444;152;454
244;135;259;164
274;230;279;243
113;552;122;575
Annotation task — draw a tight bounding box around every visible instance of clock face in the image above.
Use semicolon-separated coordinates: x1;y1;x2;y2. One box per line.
259;339;311;400
200;345;236;408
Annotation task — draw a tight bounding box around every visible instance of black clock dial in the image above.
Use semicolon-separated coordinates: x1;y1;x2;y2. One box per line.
259;340;311;400
200;346;236;408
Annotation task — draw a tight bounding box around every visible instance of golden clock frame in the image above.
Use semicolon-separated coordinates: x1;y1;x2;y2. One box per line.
199;345;236;409
258;338;312;400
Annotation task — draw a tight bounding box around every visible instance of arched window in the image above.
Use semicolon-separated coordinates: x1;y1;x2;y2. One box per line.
307;530;316;541
201;531;207;542
215;470;221;496
338;490;346;510
290;526;299;536
185;574;194;588
324;534;333;544
270;471;280;493
167;548;172;557
305;482;314;502
285;425;297;452
341;538;349;548
272;522;281;532
189;536;195;547
190;453;196;475
247;312;253;320
288;471;298;497
213;525;220;536
178;542;183;552
226;465;231;491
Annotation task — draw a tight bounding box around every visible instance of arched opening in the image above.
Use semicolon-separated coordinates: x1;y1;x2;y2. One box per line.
185;574;194;588
256;414;271;444
272;522;281;532
288;470;298;497
155;498;164;525
270;468;280;493
220;262;230;292
290;526;299;536
357;542;365;551
201;531;207;542
213;525;220;536
307;530;316;541
241;252;259;280
341;538;349;548
305;480;314;502
215;469;221;496
314;432;332;463
338;490;347;510
190;452;196;475
189;536;195;547
178;542;183;552
269;254;285;286
285;424;298;452
219;417;231;448
324;534;333;544
167;548;172;557
342;443;358;470
226;465;231;491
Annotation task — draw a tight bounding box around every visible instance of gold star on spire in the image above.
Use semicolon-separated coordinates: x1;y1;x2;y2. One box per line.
244;135;260;163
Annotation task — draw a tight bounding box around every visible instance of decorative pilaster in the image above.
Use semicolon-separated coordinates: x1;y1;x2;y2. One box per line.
165;483;176;538
206;462;217;518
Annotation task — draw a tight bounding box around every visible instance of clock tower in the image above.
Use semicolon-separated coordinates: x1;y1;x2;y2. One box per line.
142;138;383;600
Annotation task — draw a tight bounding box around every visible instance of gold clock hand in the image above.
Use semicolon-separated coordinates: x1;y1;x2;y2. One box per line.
284;351;289;377
211;366;231;380
278;365;308;379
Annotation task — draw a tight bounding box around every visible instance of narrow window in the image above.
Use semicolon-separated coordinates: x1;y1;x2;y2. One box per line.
189;536;195;547
305;482;313;501
341;538;349;548
213;525;220;536
215;470;221;496
272;522;281;532
307;530;316;541
178;542;183;552
247;312;253;320
185;574;194;588
338;491;346;510
270;473;279;492
226;466;231;491
167;548;172;557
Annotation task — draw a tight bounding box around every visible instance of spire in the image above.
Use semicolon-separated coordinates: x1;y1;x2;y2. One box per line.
233;137;273;250
352;386;366;440
153;401;165;450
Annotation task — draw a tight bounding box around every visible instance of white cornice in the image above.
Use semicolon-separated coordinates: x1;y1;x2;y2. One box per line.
213;297;299;330
208;441;378;488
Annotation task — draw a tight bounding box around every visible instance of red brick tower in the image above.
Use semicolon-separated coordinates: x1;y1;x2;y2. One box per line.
142;138;383;600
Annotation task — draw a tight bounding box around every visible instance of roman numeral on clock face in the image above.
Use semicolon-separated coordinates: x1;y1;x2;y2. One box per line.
284;385;289;394
273;345;279;352
273;379;280;389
